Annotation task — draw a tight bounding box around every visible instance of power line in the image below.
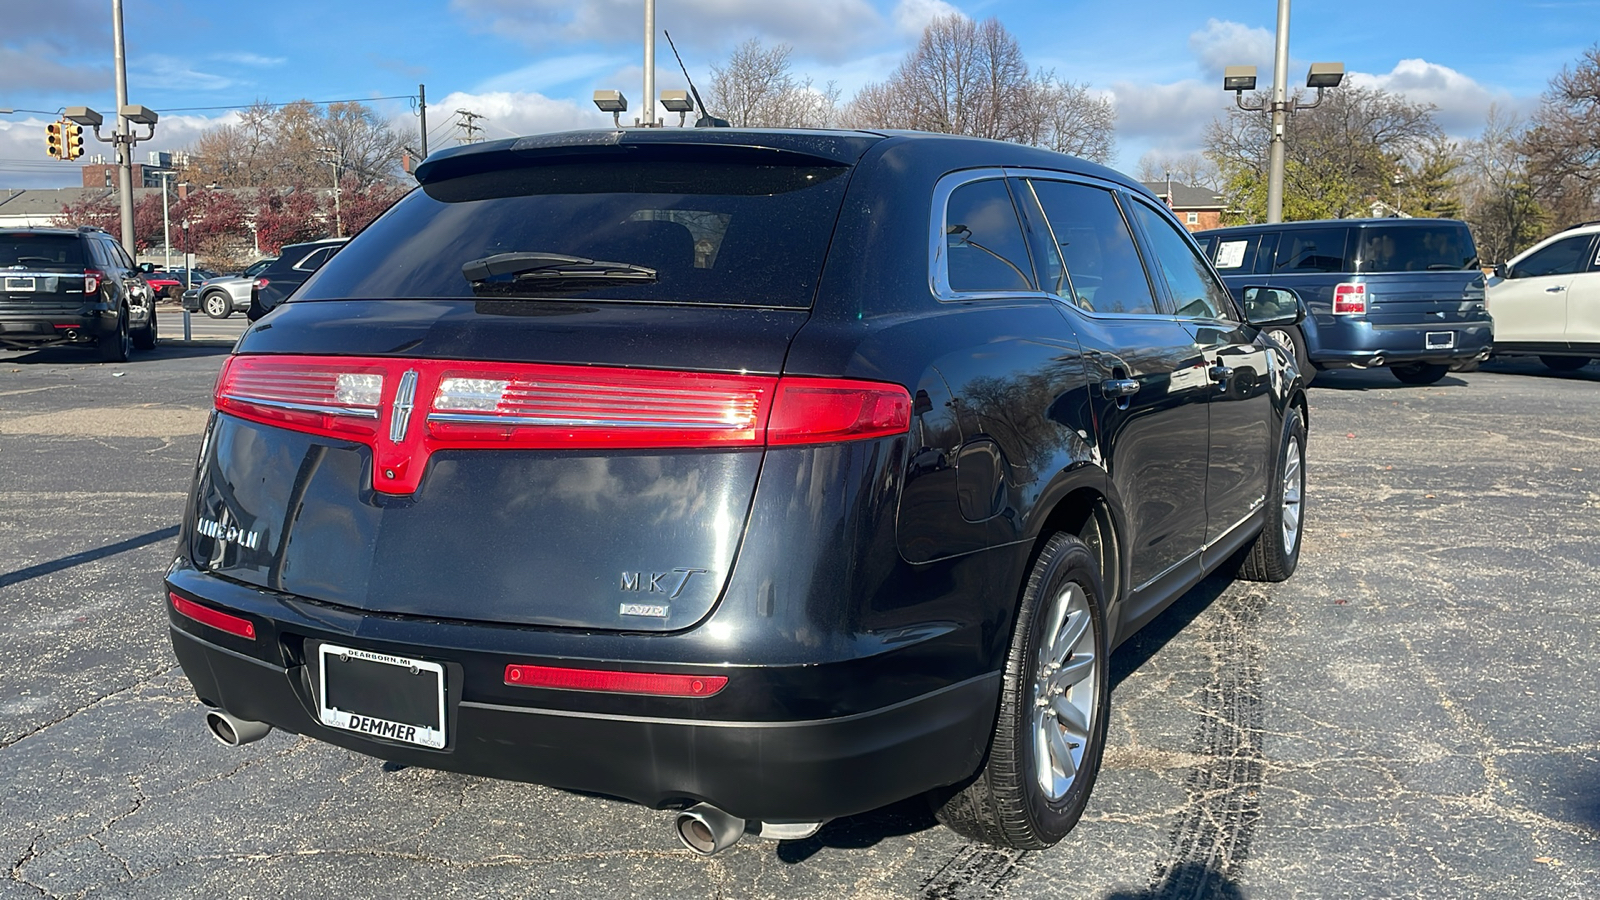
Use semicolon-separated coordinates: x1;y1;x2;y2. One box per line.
453;109;485;144
157;94;417;114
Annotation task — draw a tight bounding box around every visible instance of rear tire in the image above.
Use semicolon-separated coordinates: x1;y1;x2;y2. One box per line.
96;308;130;363
931;533;1109;850
1238;406;1306;582
202;291;232;319
1540;355;1589;372
1390;362;1449;385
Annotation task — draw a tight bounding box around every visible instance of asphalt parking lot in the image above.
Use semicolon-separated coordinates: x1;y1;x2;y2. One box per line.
1;320;1596;899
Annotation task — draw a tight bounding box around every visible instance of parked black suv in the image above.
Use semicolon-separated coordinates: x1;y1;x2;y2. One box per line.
245;237;347;321
168;129;1310;855
1;226;158;361
1194;218;1492;384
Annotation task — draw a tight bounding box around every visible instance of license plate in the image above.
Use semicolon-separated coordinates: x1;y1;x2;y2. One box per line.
4;277;35;292
317;643;446;749
1425;331;1455;350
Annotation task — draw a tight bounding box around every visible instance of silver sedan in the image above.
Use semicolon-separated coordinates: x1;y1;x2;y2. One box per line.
181;258;275;319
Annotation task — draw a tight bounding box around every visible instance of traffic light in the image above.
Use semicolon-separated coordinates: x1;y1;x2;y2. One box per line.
62;121;84;160
46;121;64;160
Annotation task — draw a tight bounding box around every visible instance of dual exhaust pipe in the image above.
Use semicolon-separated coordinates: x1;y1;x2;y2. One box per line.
202;708;798;858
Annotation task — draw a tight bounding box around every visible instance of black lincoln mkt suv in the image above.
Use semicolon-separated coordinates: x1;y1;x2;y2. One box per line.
1;226;158;362
166;128;1310;854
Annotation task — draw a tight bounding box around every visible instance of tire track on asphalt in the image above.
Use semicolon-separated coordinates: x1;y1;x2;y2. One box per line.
919;843;1027;899
1147;588;1267;898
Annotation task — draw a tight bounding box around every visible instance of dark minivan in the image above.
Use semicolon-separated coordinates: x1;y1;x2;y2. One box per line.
168;128;1309;855
1194;218;1492;384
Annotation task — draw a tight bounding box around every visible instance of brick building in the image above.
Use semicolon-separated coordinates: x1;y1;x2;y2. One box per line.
1140;181;1228;232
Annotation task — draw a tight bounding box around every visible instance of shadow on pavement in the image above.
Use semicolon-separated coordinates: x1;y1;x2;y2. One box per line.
0;525;180;589
1104;862;1246;900
1307;368;1470;391
1;342;233;365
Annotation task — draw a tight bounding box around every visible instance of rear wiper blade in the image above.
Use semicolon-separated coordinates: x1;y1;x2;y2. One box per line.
461;252;657;285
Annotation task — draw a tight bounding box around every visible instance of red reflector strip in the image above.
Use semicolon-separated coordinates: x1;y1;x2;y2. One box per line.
768;379;913;445
53;324;80;329
170;593;256;639
504;664;728;697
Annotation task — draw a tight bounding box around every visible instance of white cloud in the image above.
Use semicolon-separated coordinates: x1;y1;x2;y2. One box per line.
1187;18;1273;78
403;91;607;147
1109;79;1228;150
209;52;287;68
1348;58;1528;135
449;0;884;60
473;54;627;95
892;0;962;36
131;56;237;92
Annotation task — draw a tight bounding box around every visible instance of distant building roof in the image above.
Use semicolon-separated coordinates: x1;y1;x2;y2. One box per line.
1139;181;1227;211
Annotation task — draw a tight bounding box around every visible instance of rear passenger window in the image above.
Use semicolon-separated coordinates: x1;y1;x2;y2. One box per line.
1212;236;1254;271
1510;236;1594;278
944;179;1034;293
1275;228;1350;273
1128;200;1233;320
1028;180;1159;315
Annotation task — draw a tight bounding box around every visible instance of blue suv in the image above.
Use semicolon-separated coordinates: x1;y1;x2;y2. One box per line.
1195;219;1492;384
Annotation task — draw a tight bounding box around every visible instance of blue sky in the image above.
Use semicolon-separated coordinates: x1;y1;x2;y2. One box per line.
0;0;1592;188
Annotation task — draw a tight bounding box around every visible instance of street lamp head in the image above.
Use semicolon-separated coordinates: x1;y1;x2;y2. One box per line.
659;90;694;114
1306;62;1345;89
592;90;628;114
119;104;159;126
1223;66;1258;92
64;106;105;128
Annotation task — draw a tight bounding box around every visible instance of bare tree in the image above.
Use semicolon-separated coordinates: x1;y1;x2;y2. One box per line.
1136;151;1221;191
183;99;404;190
1524;45;1600;226
844;15;1115;161
707;38;840;129
1206;85;1443;221
1460;106;1546;262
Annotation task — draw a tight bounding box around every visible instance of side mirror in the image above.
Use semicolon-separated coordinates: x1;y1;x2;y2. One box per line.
1493;263;1507;279
1241;286;1304;327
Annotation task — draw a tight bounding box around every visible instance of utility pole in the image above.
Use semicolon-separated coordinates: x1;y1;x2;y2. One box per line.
454;109;484;144
317;146;343;237
641;0;657;126
418;84;428;159
112;0;135;251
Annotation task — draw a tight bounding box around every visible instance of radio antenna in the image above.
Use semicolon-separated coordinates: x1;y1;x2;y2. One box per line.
663;30;729;127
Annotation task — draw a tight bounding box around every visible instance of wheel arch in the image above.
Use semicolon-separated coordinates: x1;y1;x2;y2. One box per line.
1019;477;1122;632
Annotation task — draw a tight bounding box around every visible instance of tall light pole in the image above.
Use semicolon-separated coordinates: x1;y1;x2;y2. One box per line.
112;0;135;251
156;169;174;268
642;0;657;126
1223;0;1343;223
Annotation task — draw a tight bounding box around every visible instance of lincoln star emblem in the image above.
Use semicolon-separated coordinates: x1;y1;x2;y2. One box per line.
389;369;418;443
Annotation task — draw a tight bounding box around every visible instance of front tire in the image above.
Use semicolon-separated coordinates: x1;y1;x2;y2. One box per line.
931;533;1110;850
1390;362;1449;385
1238;406;1306;582
202;291;232;319
132;304;158;350
1540;355;1589;372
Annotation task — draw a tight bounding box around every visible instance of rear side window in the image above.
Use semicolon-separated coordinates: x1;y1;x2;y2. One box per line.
944;178;1034;293
1211;235;1262;271
1275;228;1351;274
1510;235;1595;278
1355;225;1478;272
0;234;84;269
301;158;851;309
293;247;335;272
1029;180;1159;315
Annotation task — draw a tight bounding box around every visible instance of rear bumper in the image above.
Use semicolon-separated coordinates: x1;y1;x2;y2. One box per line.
0;310;118;346
1308;316;1493;368
166;567;998;822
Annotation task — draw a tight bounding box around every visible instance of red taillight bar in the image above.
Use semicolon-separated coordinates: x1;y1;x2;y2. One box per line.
1333;282;1367;315
170;593;256;640
83;268;103;294
504;664;727;697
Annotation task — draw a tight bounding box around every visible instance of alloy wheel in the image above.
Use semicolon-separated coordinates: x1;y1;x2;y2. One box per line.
1032;582;1098;800
1281;435;1303;553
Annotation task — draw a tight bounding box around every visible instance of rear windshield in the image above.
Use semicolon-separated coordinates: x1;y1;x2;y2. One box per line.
1355;224;1478;272
299;158;852;308
0;234;84;269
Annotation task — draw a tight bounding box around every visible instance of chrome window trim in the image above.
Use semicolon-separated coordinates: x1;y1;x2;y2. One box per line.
1121;192;1244;325
928;168;1041;303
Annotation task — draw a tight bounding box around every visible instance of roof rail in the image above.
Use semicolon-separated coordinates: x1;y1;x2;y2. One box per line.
1559;220;1600;232
76;225;107;233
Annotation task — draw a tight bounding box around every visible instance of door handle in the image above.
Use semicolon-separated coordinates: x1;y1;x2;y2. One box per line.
1547;285;1567;292
1208;363;1234;384
1100;378;1140;399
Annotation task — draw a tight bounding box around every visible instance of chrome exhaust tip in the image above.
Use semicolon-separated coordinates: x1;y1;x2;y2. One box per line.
674;803;746;856
204;707;272;747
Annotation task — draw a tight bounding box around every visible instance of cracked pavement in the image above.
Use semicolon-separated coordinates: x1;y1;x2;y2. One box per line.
1;337;1596;899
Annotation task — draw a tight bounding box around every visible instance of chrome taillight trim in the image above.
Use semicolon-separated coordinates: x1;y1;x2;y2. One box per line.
221;395;381;419
426;412;745;430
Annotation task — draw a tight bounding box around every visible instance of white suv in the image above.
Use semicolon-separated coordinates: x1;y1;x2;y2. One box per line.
1487;221;1600;371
